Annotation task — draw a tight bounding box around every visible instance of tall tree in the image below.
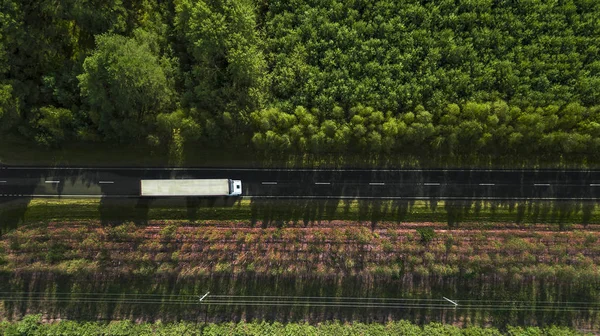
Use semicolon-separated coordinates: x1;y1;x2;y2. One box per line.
78;32;174;142
175;0;267;115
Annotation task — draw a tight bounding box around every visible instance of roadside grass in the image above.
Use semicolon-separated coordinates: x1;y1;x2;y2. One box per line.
2;198;599;231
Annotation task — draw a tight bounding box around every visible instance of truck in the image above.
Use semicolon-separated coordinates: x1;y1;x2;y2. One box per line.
140;179;242;197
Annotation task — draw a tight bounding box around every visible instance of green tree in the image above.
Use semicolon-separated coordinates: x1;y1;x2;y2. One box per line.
175;0;267;114
78;32;174;142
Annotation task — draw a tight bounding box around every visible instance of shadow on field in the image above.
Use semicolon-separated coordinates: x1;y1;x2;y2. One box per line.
247;197;599;230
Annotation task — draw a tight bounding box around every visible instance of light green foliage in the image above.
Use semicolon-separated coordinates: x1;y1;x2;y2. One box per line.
507;326;543;336
1;318;587;336
28;106;74;147
2;314;42;336
157;109;202;143
423;322;463;336
249;100;600;157
78;32;174;141
0;84;18;130
44;320;104;336
168;128;184;166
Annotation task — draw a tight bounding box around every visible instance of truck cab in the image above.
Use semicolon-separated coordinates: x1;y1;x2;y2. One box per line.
230;180;242;196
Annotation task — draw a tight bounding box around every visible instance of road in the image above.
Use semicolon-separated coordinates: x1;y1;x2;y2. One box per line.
1;166;600;200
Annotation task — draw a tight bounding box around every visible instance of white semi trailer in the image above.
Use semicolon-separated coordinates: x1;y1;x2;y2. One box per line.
140;179;242;196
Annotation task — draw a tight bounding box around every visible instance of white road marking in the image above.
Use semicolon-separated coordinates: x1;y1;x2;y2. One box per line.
0;181;6;183
315;182;331;185
45;181;60;184
590;184;600;187
479;183;495;186
98;181;114;184
424;183;440;186
369;182;385;186
261;182;277;185
534;183;550;186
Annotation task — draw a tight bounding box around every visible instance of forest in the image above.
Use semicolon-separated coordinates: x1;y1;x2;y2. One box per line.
1;0;600;161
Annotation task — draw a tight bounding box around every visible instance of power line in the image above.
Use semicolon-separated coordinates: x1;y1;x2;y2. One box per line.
2;292;600;306
0;297;597;313
0;295;599;313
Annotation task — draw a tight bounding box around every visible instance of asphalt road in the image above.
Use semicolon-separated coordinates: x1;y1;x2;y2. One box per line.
1;166;600;200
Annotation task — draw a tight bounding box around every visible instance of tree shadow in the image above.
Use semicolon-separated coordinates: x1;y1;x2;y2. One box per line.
249;198;343;228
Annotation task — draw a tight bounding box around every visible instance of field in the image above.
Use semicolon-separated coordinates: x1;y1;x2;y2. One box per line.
1;215;599;330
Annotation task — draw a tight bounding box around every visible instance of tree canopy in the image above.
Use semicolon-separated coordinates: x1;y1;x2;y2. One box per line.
1;0;600;160
78;32;174;142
